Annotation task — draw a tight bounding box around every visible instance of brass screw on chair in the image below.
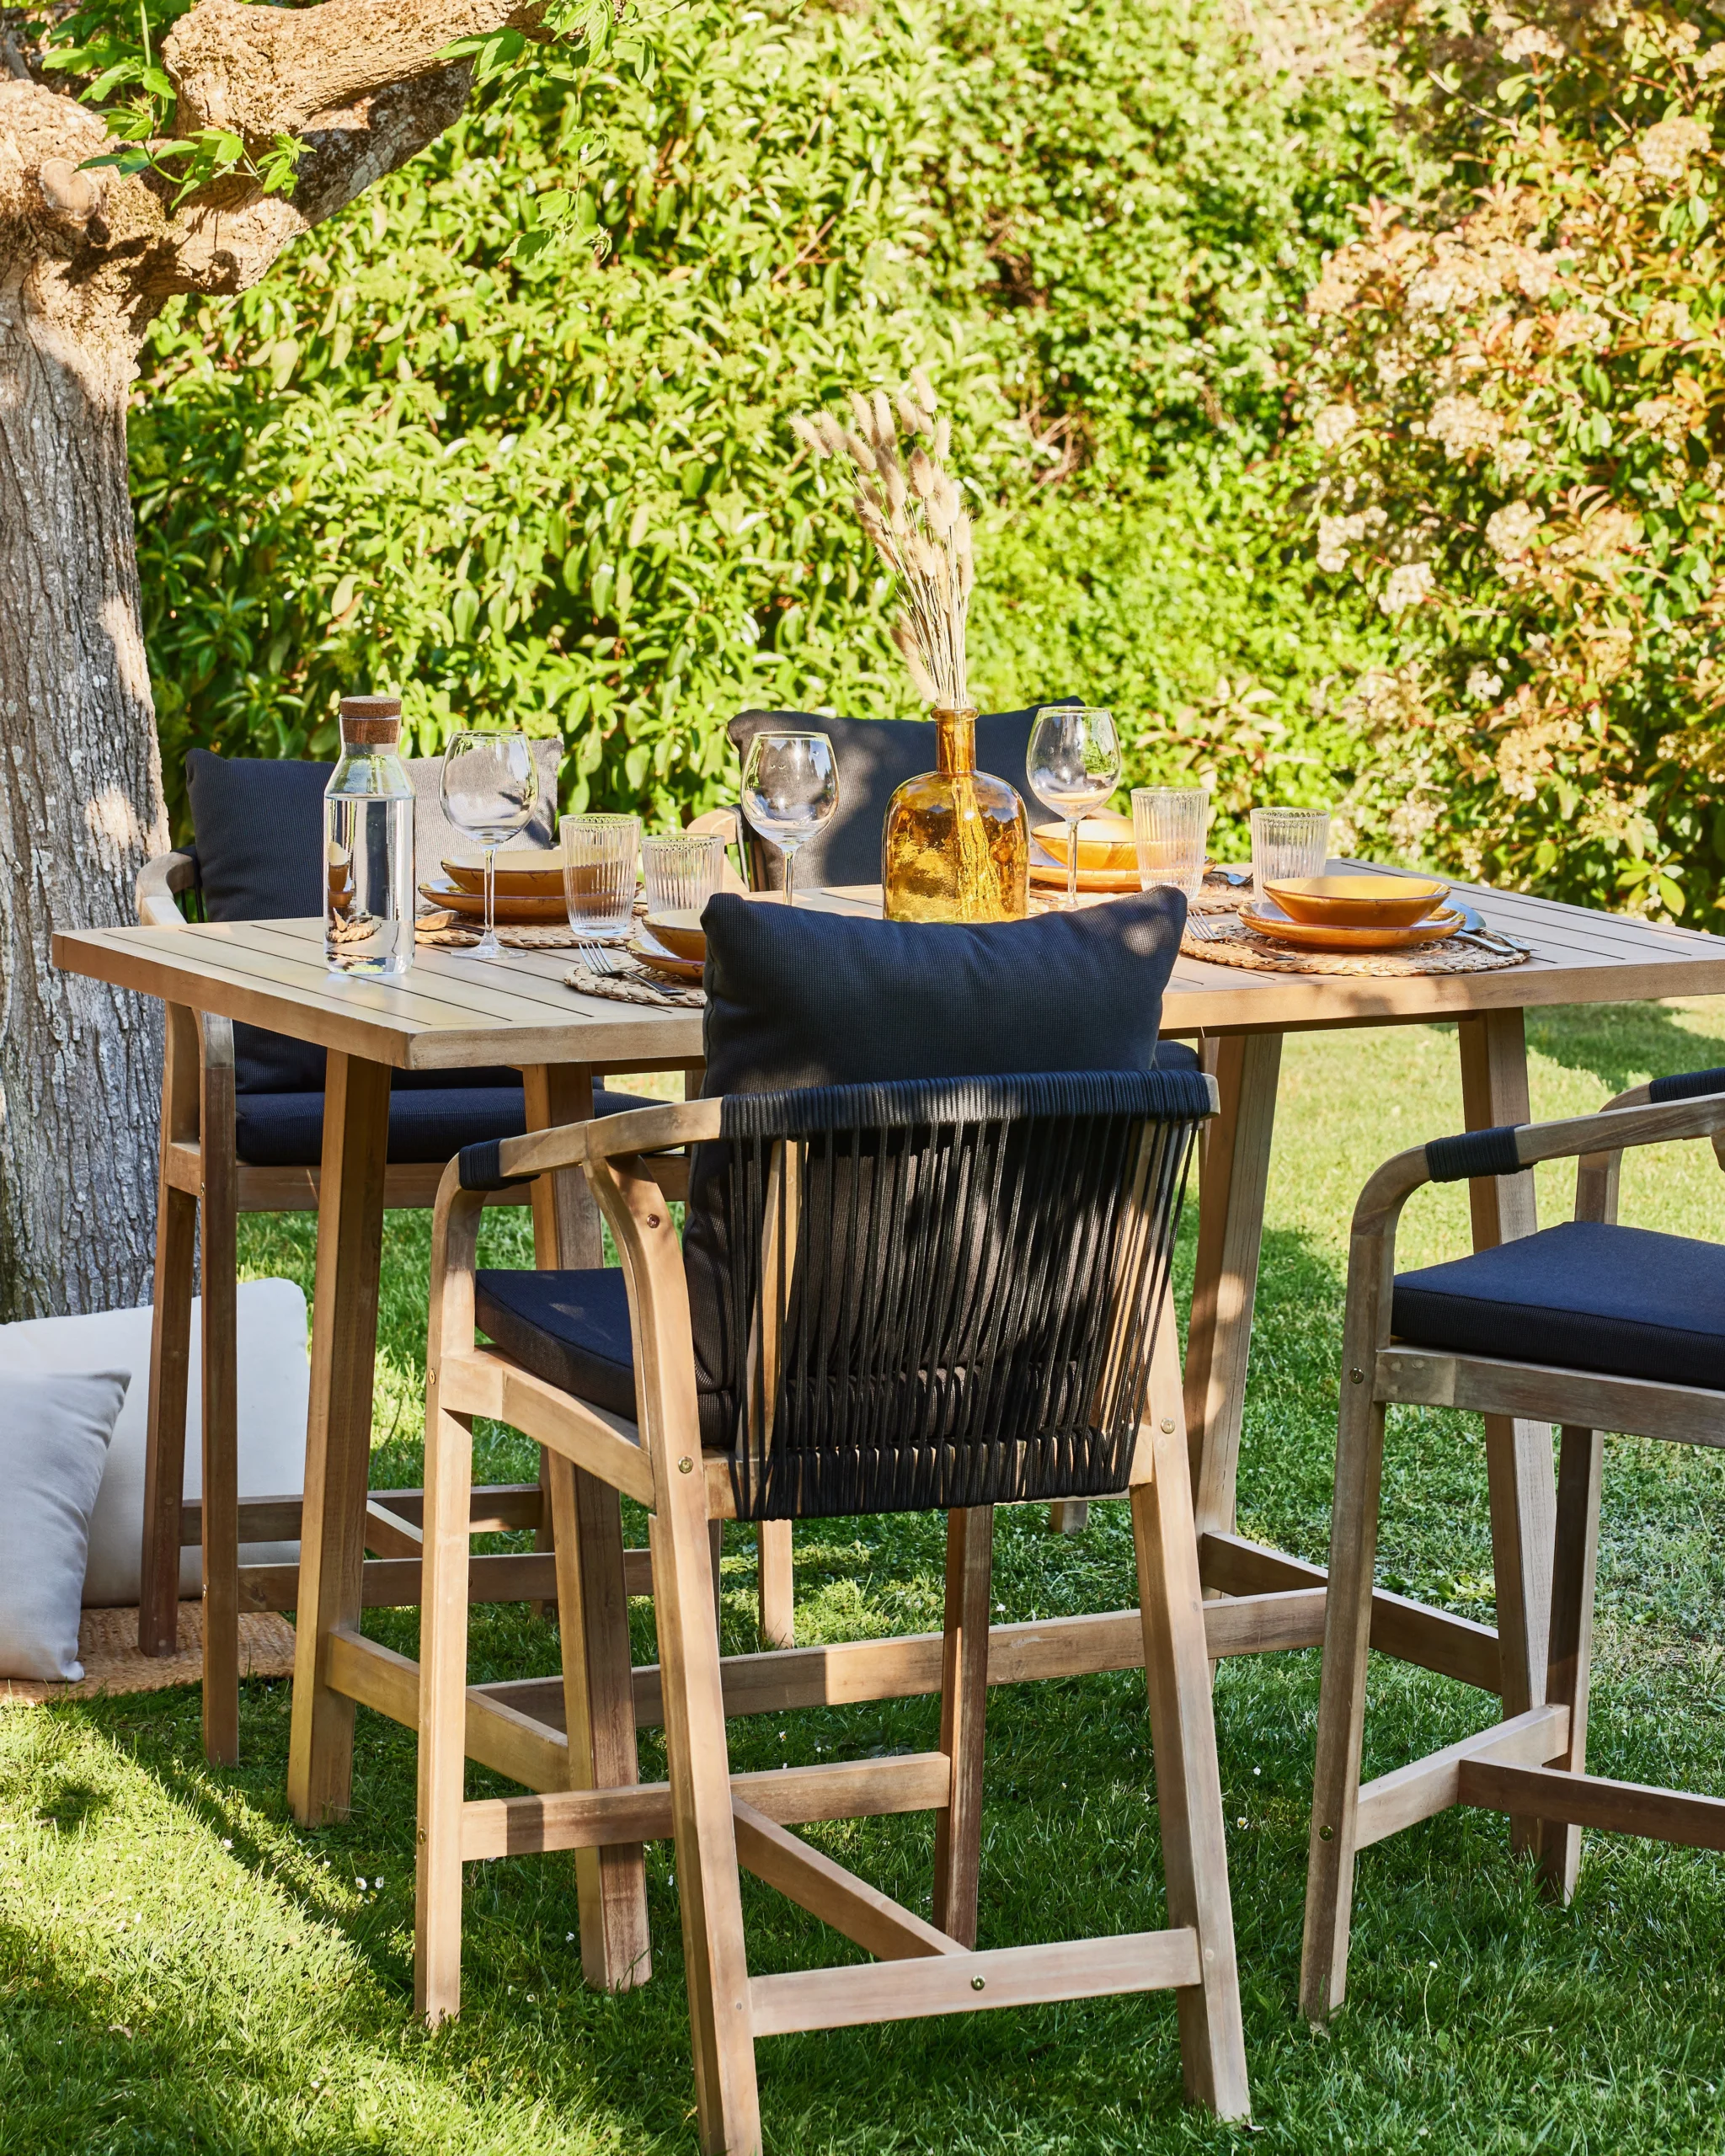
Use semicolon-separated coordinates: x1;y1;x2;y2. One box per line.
971;1976;986;1991
1349;1369;1365;1384
678;1457;693;1474
1161;1417;1175;1433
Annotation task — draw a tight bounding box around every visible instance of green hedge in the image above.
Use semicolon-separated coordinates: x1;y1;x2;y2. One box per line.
134;0;1400;841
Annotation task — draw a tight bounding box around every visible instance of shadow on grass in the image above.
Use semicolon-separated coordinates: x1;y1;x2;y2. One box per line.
1528;1001;1725;1097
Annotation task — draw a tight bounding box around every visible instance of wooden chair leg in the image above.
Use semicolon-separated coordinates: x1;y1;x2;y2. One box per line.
932;1506;993;1948
1535;1424;1604;1903
415;1397;475;2025
1048;1500;1089;1535
199;1019;240;1766
141;1004;199;1660
756;1519;793;1647
1299;1375;1388;2022
548;1459;652;1993
651;1479;760;2155
1134;1417;1251;2120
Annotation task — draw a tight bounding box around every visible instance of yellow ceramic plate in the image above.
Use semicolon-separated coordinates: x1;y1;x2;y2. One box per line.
419;878;569;924
441;851;565;898
628;926;704;982
1241;899;1464;952
1264;873;1448;928
1032;814;1137;874
643;908;707;963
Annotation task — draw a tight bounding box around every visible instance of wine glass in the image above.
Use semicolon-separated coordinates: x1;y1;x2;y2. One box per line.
1028;706;1123;910
440;729;538;960
740;732;838;905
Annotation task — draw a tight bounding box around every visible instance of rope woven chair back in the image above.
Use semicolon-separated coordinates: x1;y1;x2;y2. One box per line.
690;1068;1210;1519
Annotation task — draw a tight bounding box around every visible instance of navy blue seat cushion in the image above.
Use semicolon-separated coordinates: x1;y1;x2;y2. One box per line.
1392;1219;1725;1391
473;1267;635;1420
235;1083;647;1169
184;745;561;1096
728;703;1072;892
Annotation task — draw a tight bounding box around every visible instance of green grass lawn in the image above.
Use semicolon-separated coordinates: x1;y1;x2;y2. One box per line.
6;1001;1725;2154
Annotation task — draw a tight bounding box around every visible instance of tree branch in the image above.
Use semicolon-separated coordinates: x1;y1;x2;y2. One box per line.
163;0;542;142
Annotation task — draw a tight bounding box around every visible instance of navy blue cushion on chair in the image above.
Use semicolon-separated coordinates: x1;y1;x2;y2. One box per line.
235;1084;649;1169
728;703;1074;892
473;1267;636;1419
1391;1219;1725;1391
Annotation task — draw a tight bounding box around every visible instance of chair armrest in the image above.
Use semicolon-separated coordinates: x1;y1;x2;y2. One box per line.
1578;1066;1725;1217
460;1099;724;1190
136;849;198;927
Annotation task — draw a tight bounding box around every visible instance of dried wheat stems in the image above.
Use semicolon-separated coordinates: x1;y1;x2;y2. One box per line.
791;370;975;712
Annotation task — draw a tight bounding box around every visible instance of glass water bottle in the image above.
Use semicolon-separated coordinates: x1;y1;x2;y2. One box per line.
324;693;415;976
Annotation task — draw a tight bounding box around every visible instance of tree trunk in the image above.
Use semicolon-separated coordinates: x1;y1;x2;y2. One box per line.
0;277;166;1317
0;7;526;1319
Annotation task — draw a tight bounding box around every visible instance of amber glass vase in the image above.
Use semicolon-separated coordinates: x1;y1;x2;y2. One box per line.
881;706;1029;922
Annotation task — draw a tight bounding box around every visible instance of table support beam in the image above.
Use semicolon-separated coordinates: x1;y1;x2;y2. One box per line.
1185;1031;1283;1536
287;1051;392;1825
1458;1009;1556;1727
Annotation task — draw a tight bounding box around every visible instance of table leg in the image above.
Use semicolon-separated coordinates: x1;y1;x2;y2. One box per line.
141;1005;198;1659
198;1020;240;1767
524;1061;650;1991
286;1052;392;1825
1186;1033;1284;1540
1458;1009;1555;1723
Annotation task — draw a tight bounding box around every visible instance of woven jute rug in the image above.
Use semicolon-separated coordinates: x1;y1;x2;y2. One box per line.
0;1605;296;1707
1180;918;1529;976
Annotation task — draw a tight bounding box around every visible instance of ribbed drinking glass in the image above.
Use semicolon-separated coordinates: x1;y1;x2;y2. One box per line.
1250;807;1332;904
562;814;640;942
1132;787;1210;900
644;832;727;915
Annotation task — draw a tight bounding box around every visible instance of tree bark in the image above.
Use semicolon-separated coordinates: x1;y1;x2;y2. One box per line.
0;0;528;1319
0;104;168;1316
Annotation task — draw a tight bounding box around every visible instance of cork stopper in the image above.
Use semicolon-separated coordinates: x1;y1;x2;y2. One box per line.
339;692;402;747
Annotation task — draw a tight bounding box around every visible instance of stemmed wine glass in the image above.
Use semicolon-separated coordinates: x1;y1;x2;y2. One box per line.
740;732;839;905
440;729;538;960
1028;706;1123;910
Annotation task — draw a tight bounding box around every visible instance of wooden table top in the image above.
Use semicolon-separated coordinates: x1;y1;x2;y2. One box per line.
53;871;1725;1071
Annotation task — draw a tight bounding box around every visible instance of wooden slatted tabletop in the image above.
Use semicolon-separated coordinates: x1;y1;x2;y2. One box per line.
53;868;1725;1064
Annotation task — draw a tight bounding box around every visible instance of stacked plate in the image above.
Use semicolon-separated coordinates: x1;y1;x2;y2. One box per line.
420;851;567;923
629;909;706;984
1242;874;1461;952
1028;813;1141;894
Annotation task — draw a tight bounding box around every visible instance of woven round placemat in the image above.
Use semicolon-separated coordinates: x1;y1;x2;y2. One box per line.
417;913;581;950
1182;917;1529;976
565;962;705;1009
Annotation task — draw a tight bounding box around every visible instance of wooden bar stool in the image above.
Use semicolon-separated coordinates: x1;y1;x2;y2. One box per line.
1301;1065;1725;2021
415;1069;1250;2149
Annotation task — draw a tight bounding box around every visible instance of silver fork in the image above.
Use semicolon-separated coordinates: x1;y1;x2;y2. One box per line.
574;937;628;978
1185;910;1228;943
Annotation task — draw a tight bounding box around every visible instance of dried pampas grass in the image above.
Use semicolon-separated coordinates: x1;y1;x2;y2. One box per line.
791;368;975;711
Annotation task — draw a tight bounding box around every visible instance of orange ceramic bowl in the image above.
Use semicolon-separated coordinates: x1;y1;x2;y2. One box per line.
441;850;565;899
1263;873;1448;928
1032;813;1137;874
644;908;707;963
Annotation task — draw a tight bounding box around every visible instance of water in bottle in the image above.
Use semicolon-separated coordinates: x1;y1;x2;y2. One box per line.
324;693;415;976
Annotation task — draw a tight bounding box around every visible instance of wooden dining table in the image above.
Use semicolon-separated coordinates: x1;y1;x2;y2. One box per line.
54;868;1725;1992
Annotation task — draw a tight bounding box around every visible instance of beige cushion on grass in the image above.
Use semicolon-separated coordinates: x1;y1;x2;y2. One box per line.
0;1279;309;1605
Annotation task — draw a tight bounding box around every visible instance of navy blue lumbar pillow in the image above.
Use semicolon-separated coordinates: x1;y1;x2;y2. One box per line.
697;888;1186;1094
682;889;1188;1443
